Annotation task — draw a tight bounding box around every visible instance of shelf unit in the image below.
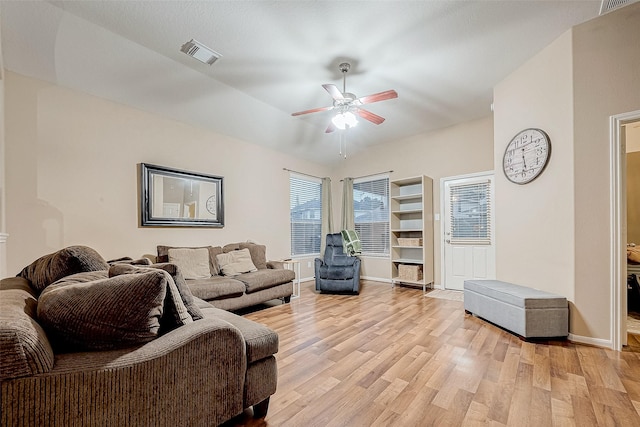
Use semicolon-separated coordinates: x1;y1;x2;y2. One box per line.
390;175;434;292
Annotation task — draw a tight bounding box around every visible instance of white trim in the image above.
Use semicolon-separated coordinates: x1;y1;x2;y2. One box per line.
353;172;390;184
569;333;612;349
361;276;392;284
610;109;640;351
0;233;8;243
440;171;495;291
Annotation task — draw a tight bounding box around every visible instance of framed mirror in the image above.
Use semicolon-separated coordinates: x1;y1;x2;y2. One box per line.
140;163;224;227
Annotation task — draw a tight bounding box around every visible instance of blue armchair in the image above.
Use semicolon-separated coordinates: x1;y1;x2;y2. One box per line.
315;233;361;294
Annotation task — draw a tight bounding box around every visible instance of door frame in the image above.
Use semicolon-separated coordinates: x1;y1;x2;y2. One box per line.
440;170;495;291
611;109;640;350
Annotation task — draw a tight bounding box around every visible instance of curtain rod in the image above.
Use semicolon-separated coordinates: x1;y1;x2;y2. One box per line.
282;168;325;180
340;170;393;182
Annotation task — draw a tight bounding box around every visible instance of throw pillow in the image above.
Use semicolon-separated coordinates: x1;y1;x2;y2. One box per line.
167;248;211;280
37;270;169;352
18;246;109;294
156;245;223;276
108;264;194;331
239;242;268;270
109;263;204;321
107;256;152;266
216;249;258;277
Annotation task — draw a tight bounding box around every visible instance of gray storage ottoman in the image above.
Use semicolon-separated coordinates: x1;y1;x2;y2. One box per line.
464;279;568;338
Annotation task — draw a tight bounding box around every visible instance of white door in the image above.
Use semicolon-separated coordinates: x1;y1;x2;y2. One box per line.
442;173;496;290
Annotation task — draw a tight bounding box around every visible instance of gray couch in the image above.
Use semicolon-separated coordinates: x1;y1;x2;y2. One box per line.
0;246;280;426
157;242;295;311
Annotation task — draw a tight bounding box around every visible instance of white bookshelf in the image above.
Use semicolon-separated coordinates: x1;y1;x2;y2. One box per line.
390;175;434;292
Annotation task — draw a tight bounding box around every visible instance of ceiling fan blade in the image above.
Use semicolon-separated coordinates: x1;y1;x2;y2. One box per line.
358;90;398;105
356;108;385;125
325;122;337;133
291;105;333;116
322;84;344;100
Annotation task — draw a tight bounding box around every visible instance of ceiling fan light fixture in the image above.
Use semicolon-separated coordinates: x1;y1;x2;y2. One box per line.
180;39;222;65
332;111;358;130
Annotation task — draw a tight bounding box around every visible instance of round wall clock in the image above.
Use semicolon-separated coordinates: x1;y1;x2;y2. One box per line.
206;195;217;214
502;128;551;184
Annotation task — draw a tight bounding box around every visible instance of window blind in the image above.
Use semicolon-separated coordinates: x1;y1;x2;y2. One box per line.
449;180;491;245
353;176;390;256
290;175;322;256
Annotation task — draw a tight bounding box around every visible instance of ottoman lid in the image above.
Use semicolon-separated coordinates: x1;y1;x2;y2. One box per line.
464;279;567;309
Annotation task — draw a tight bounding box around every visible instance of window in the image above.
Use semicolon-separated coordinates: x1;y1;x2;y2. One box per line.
290;175;322;256
353;176;390;256
449;180;491;245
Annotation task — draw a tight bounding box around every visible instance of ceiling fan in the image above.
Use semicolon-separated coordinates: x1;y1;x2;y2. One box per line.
291;62;398;133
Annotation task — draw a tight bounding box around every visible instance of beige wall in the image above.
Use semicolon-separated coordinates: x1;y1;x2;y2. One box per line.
4;71;331;277
572;3;640;339
333;115;495;285
493;31;575;300
493;2;640;342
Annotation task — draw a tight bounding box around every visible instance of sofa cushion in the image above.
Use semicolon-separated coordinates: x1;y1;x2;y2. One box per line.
167;247;211;280
200;305;279;364
157;245;223;276
217;249;258;277
187;276;246;301
17;245;109;294
236;269;295;294
108;264;194;330
38;270;171;352
0;278;55;381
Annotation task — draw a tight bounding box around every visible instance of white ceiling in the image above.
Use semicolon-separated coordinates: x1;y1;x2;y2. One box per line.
0;1;602;165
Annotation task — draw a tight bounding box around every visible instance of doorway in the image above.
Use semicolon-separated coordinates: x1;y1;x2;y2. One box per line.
611;110;640;351
441;172;496;290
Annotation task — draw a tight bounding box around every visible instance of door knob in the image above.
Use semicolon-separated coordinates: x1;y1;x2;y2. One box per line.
445;239;451;243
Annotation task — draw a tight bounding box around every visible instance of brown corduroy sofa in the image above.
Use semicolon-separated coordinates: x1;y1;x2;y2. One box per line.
156;242;295;311
0;246;280;426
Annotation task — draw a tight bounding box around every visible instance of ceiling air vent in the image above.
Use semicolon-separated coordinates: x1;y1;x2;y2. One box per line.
180;39;222;65
600;0;637;14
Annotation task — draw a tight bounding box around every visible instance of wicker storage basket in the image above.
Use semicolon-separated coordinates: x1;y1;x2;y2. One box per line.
398;264;423;281
397;238;423;247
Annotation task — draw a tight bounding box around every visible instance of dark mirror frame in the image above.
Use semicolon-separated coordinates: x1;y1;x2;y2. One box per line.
140;163;224;228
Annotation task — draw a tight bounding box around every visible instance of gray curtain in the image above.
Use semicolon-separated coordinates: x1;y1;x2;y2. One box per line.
341;177;354;231
320;177;334;256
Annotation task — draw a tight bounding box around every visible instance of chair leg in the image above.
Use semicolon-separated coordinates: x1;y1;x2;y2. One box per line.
253;397;270;418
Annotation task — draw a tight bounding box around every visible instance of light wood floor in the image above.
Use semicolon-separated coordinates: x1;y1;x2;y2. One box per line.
224;280;640;426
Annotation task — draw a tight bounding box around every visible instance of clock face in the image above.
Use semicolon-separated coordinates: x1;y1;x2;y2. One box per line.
206;195;217;216
503;128;551;184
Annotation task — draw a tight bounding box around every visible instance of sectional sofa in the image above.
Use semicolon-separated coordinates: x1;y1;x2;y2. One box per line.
0;245;282;426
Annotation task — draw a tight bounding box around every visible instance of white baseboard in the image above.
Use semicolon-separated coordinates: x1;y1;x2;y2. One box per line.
361;276;392;284
568;333;613;349
301;276;392;284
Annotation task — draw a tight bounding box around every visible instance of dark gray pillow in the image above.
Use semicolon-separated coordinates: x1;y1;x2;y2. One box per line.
149;263;204;321
37;270;169;352
108;264;194;331
107;257;152;266
18;246;109;294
